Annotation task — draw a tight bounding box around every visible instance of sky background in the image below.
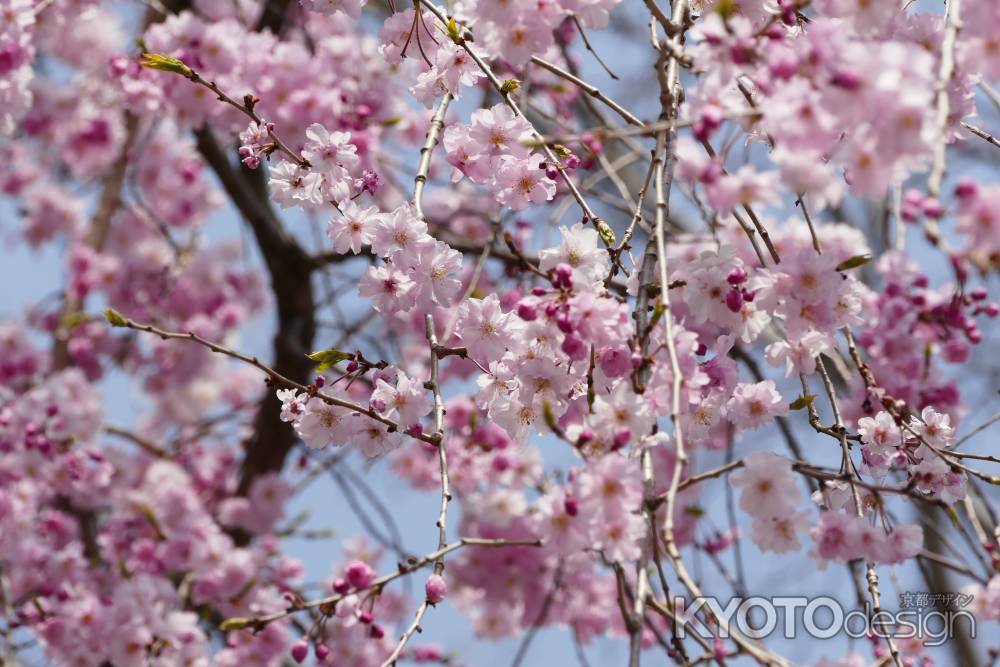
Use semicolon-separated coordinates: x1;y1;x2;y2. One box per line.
3;1;1000;665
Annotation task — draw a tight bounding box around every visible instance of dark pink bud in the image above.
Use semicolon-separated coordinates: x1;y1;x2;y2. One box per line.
406;423;424;438
313;375;325;388
370;398;387;413
725;289;743;313
359;610;374;624
545;166;559;180
369;624;385;639
726;267;747;285
954;179;978;200
565;154;581;170
316;644;330;660
556;315;574;334
517;301;538;321
612;427;631;450
970;287;988;301
577;429;594;446
921;197;944;218
695;343;708;356
291;640;309;664
345;561;376;589
564;497;579;516
554;263;574;289
531;286;548;297
830;69;862;90
346;360;359;372
986;303;999;318
333;577;350;594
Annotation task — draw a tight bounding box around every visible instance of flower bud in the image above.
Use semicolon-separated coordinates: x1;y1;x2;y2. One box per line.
561;335;587;361
344;561;376;589
517;301;538;321
425;574;447;604
726;267;747;285
291;640;309;664
725;289;744;313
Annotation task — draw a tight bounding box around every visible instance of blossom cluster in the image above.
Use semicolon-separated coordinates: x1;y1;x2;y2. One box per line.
445;104;557;211
4;0;1000;665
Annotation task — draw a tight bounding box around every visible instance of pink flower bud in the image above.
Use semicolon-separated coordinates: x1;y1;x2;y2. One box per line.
725;289;744;313
954;179;978;200
577;429;594;446
921;197;944;218
332;577;350;594
517;301;538;321
564;497;579;516
291;640;309;664
727;267;747;285
830;69;862;90
612;427;631;450
344;560;376;589
545;166;559;180
313;375;325;387
599;346;631;378
553;263;574;289
425;574;447;604
369;624;385;639
359;610;374;624
561;335;587;361
565;154;581;170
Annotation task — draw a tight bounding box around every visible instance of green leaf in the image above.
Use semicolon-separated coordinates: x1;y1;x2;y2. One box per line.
219;617;254;632
306;348;353;372
596;220;616;246
139;53;193;78
835;254;872;271
104;309;128;327
500;79;521;95
715;0;736;19
542;400;558;432
446;16;462;43
789;394;815;411
552;144;572;159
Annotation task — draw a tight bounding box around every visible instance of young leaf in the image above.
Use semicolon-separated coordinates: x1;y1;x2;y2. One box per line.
789;394;815;411
835;254;872;271
104;309;128;327
306;348;353;372
139;53;193;78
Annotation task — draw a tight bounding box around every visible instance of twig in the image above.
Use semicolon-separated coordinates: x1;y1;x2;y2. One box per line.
570;14;619;79
110;315;441;445
413;93;453;220
380;315;453;666
928;0;962;196
530;56;643;127
221;537;541;629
